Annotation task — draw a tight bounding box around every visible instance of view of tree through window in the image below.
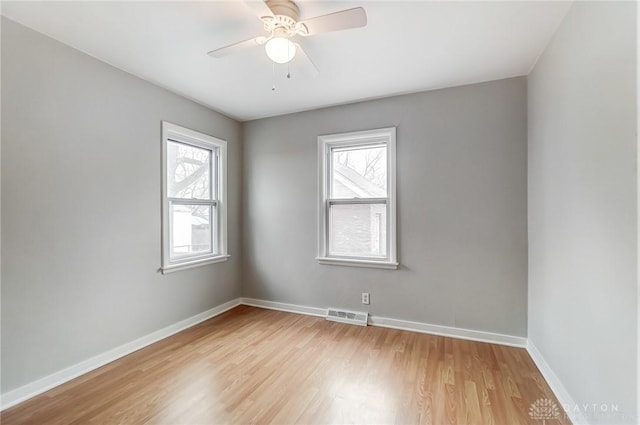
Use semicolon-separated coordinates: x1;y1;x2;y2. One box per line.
167;141;211;199
167;141;214;258
334;146;387;188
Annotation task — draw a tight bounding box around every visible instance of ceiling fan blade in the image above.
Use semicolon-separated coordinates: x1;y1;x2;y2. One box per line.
208;36;268;58
298;7;366;36
243;0;274;19
294;43;319;75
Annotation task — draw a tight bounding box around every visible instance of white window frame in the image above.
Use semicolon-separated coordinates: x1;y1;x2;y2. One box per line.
317;127;398;270
161;121;229;274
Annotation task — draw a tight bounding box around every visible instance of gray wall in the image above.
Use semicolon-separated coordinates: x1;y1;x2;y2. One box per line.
528;2;637;424
1;18;242;393
243;77;528;337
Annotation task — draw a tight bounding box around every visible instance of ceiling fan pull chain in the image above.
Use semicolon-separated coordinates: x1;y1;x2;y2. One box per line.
272;62;276;91
286;43;291;79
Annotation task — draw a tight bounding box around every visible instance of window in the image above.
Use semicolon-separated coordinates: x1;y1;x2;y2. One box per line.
161;122;228;273
317;127;398;269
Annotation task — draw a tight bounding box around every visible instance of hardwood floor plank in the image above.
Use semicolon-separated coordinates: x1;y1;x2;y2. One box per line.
1;306;571;424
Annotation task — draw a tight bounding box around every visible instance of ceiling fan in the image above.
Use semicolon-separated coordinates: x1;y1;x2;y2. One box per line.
207;0;367;71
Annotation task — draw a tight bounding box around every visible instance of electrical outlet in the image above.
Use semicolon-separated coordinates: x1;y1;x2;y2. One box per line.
362;292;370;305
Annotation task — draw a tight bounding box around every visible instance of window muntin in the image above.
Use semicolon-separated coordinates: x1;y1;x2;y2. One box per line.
318;128;397;269
161;122;228;273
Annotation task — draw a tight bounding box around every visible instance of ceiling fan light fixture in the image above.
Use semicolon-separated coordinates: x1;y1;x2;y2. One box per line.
265;37;296;64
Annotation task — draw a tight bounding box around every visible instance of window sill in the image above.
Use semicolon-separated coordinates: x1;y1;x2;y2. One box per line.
161;255;230;274
316;257;399;270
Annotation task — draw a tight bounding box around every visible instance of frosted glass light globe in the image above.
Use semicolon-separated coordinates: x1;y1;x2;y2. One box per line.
265;37;296;64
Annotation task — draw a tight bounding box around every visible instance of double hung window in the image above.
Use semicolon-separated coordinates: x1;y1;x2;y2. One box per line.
317;127;397;269
161;122;228;273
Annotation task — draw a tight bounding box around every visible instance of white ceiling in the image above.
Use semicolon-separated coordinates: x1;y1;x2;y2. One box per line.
2;1;571;121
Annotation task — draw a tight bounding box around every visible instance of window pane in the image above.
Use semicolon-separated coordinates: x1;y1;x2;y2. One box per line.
329;203;387;257
167;141;212;200
331;145;387;199
170;204;213;258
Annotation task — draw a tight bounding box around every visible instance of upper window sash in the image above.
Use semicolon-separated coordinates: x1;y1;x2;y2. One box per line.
329;147;388;199
166;139;216;201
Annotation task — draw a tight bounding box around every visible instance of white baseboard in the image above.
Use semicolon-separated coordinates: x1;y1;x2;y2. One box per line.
0;297;241;411
369;315;527;347
527;340;590;425
240;297;526;348
240;297;326;317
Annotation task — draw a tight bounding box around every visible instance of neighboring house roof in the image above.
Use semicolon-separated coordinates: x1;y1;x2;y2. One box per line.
333;162;386;198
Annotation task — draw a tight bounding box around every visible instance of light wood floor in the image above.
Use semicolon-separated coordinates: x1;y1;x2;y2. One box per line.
2;306;571;425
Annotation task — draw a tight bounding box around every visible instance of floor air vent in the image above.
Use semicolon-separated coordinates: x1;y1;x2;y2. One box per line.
326;308;368;326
